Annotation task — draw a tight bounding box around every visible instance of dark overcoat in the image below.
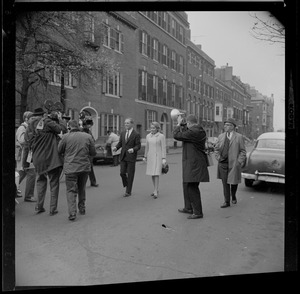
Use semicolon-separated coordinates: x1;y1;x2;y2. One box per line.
173;124;209;183
25;116;66;175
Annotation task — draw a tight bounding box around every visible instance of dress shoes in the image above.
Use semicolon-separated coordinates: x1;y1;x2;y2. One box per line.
16;189;23;198
220;202;230;208
79;208;86;215
178;208;193;214
68;214;76;221
91;183;99;187
123;192;131;197
49;210;58;216
232;199;237;204
35;207;46;214
24;197;37;202
187;214;203;219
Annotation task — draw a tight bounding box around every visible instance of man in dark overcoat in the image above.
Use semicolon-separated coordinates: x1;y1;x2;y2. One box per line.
113;118;141;197
25;107;67;215
173;114;209;219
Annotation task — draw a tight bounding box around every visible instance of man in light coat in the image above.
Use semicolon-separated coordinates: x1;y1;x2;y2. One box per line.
15;111;36;202
214;118;246;208
106;130;121;166
58;120;96;221
173;114;209;219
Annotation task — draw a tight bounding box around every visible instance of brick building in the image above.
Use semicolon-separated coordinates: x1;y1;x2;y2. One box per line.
135;11;189;146
249;87;274;138
214;64;252;137
186;40;215;137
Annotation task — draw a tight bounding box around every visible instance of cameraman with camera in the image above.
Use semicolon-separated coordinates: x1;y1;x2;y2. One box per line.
24;107;67;215
80;114;99;187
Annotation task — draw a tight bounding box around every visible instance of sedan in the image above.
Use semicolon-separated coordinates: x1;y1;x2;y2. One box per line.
242;132;285;187
93;143;146;164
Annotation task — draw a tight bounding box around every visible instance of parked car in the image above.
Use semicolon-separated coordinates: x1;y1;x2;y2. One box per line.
93;143;146;164
242;132;285;187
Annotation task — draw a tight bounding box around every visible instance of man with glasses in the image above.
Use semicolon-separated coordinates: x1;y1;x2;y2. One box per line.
215;118;246;208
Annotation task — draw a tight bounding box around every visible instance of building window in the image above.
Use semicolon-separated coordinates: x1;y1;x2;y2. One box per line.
146;110;157;131
188;50;191;64
193;77;197;92
171;19;176;36
163;79;167;105
142;31;148;56
84;13;95;42
49;68;73;88
171;51;176;70
191;53;196;66
100;113;120;137
153;39;158;61
179;55;184;74
188;75;192;90
179;26;184;43
113;28;124;53
162;45;167;66
153;11;158;23
103;72;122;97
153;75;158;103
162;12;167;30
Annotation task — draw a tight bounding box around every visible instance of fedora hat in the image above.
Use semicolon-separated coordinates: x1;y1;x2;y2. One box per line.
224;118;237;127
33;107;45;116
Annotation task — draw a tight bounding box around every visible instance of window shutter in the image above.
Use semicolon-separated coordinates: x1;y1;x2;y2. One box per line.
147;73;153;103
119;73;123;97
139;30;143;53
102;75;107;93
145;110;148;130
138;69;142;100
167;81;172;107
120;33;124;53
158;77;163;105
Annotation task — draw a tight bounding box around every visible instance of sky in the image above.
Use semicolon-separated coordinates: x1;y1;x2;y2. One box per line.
186;11;285;131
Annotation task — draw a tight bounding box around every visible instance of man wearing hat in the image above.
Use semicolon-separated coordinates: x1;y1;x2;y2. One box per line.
214;118;246;208
24;107;67;215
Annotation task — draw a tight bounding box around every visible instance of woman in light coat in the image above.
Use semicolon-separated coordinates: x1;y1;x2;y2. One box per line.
143;122;166;199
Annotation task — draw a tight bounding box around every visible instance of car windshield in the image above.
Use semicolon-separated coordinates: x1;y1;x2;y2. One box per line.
256;139;285;150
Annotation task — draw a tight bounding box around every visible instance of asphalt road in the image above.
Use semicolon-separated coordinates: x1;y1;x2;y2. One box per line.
15;150;284;286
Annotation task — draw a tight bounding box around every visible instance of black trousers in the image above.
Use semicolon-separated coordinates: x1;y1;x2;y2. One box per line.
89;162;97;185
183;182;203;215
218;162;238;203
120;160;136;194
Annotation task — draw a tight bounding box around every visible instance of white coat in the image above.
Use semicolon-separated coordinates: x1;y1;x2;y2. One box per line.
144;132;166;176
107;132;121;156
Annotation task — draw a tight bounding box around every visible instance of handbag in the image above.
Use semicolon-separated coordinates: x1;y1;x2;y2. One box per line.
205;152;214;167
161;163;169;174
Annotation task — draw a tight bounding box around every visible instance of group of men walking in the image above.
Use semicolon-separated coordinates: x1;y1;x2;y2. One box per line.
16;106;246;221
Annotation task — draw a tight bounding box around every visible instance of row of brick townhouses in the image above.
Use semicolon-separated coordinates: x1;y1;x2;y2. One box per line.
16;11;274;145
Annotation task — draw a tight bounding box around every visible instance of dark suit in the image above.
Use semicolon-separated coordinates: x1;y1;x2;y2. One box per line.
115;129;141;194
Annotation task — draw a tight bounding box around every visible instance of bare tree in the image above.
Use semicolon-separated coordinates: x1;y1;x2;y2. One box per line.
249;12;285;46
15;11;119;121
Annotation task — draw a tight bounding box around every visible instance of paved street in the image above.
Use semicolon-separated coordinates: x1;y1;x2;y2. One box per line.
15;147;284;286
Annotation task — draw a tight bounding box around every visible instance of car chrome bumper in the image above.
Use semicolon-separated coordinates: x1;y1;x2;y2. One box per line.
242;171;285;184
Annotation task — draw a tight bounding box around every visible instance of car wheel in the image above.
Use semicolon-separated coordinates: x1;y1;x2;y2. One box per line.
245;179;254;187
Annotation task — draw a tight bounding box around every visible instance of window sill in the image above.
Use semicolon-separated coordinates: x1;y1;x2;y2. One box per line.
49;82;73;89
104;93;121;99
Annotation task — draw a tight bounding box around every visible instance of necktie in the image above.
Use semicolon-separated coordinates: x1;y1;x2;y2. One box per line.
221;133;230;160
126;131;129;142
